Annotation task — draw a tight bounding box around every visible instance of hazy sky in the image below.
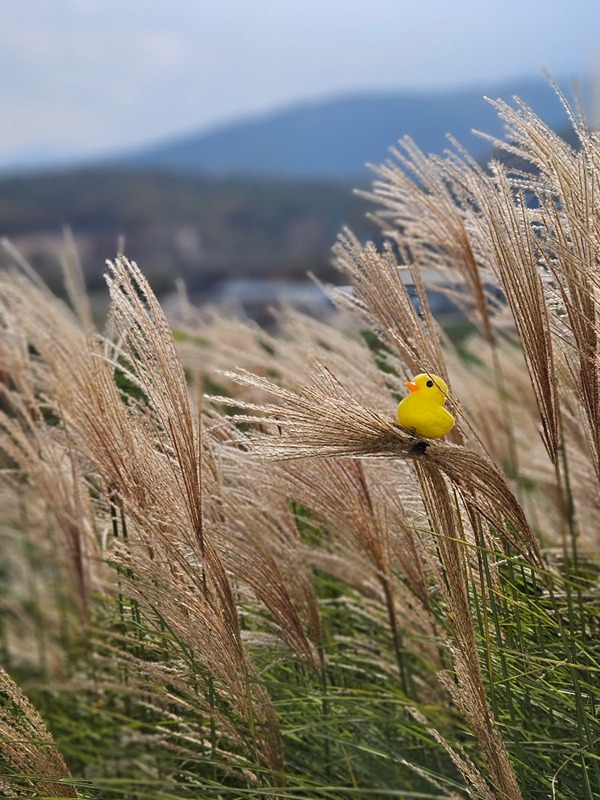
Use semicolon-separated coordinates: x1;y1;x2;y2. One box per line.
2;0;599;161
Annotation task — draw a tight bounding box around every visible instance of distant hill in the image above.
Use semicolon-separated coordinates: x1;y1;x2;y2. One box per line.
124;78;581;179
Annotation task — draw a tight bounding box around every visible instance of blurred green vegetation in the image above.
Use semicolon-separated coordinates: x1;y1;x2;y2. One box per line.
0;169;375;297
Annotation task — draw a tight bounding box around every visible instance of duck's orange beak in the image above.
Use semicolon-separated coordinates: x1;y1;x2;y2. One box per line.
405;380;419;392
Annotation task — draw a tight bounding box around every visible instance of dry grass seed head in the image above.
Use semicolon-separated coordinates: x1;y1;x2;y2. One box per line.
483;94;600;470
211;447;323;668
365;136;497;343
217;365;541;564
333;230;448;380
0;667;76;797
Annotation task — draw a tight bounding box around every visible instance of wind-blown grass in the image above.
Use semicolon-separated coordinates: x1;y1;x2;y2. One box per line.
1;91;600;799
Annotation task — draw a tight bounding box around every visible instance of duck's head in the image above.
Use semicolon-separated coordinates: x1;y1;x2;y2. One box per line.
405;373;449;405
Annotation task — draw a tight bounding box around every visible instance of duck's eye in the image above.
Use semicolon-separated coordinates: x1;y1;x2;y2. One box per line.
426;379;434;388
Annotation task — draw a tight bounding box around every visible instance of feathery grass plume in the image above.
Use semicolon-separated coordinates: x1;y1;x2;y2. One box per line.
0;274;101;614
102;256;284;775
275;456;435;693
370;458;440;611
471;160;560;465
105;255;205;546
0;667;76;797
487;92;600;475
0;268;155;514
364;135;498;344
333;229;449;382
212;447;323;669
214;365;541;565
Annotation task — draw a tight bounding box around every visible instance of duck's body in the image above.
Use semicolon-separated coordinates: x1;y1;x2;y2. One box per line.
397;373;455;439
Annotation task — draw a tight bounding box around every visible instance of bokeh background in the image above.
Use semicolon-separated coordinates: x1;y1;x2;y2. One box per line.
1;0;598;318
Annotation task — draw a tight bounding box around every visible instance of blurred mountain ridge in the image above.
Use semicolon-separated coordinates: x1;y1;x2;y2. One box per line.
120;76;585;179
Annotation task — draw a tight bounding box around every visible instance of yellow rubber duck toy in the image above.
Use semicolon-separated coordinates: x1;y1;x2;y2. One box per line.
397;373;455;438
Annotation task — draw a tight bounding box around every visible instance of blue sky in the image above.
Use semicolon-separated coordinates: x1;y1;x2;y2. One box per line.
1;0;599;162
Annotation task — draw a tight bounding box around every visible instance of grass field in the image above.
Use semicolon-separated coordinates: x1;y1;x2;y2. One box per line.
1;90;600;799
